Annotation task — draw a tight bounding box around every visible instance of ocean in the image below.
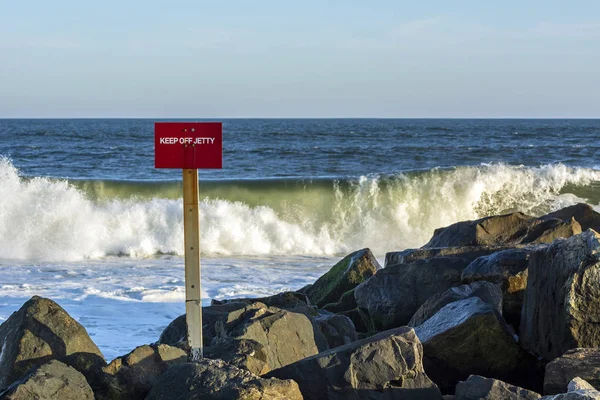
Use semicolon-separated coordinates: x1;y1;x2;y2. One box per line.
1;118;599;360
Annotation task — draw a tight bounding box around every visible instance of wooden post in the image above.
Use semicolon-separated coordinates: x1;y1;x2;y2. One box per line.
182;168;203;361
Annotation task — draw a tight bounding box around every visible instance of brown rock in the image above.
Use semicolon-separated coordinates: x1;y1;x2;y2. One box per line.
544;348;600;395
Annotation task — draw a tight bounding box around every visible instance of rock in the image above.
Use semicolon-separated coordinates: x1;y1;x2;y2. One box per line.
415;297;542;393
569;378;597;392
355;256;470;330
408;281;503;327
0;296;106;391
338;307;374;333
267;326;441;400
385;245;515;268
541;377;600;399
542;204;600;233
145;359;303;400
461;247;541;327
321;289;357;313
98;343;186;400
312;313;357;348
210;303;324;374
520;230;600;361
159;301;326;375
544;348;600;395
211;291;316;316
454;375;541;399
422;212;580;249
158;301;250;348
304;248;380;307
0;360;94;400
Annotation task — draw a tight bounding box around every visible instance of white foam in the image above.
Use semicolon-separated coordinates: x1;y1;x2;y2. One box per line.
0;158;599;261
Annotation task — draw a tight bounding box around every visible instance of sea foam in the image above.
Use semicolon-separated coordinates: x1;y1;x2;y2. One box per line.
1;157;599;261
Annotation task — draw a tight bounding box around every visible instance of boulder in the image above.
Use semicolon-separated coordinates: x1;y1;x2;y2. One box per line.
0;360;94;400
541;378;600;399
0;296;106;391
338;307;374;333
321;289;357;313
385;245;515;268
461;247;541;327
210;303;324;374
422;212;580;249
312;313;357;348
267;326;441;400
454;375;541;399
544;348;600;395
355;256;469;329
158;301;251;348
304;248;380;307
414;297;542;393
98;343;187;400
211;291;316;316
542;204;600;233
159;301;327;375
145;359;303;400
520;230;600;361
408;281;503;327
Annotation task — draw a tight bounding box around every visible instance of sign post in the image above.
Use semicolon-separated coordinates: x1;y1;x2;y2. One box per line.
154;122;222;362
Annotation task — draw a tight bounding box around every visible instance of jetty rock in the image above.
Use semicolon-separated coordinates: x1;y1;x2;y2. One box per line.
303;248;380;308
414;297;542;393
266;326;441;400
160;301;332;375
545;348;600;395
0;360;94;400
355;256;470;330
98;343;187;400
422;212;581;249
454;375;541;400
146;358;303;400
541;203;600;233
520;230;600;361
540;377;600;399
0;296;106;392
408;281;503;327
461;247;542;328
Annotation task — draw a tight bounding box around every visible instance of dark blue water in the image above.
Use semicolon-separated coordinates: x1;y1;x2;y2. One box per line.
1;119;598;181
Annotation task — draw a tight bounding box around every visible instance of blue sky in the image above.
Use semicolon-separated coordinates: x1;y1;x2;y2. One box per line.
1;1;599;117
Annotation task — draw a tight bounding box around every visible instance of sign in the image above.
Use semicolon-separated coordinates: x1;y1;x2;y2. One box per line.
154;121;223;362
155;122;222;169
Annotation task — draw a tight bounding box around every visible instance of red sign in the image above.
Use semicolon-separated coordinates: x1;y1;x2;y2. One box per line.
155;122;222;169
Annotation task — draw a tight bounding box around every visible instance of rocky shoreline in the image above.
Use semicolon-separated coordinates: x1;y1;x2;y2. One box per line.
1;203;600;399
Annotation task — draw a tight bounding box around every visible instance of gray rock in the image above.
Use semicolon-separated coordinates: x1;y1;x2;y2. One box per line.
211;291;316;316
145;359;303;400
461;247;542;327
159;301;327;375
210;302;323;374
415;297;542;393
0;360;94;400
321;288;357;314
267;326;441;400
304;248;380;308
541;377;600;399
0;296;106;391
455;375;541;399
409;281;503;327
355;256;469;330
338;307;375;333
422;212;580;249
386;246;515;268
542;203;600;233
98;343;187;400
312;313;358;348
520;230;600;361
544;348;600;395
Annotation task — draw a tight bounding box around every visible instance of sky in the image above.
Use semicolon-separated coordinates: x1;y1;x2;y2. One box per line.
1;1;599;118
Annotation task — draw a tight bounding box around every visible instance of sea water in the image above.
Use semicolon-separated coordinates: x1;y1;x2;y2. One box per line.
0;118;599;360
